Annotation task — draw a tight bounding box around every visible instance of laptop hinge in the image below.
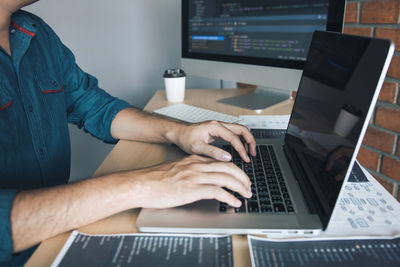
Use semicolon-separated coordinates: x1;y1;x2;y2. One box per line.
283;144;324;217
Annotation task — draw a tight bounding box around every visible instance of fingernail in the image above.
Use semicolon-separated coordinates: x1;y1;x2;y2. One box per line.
236;200;242;207
247;189;252;197
222;153;232;161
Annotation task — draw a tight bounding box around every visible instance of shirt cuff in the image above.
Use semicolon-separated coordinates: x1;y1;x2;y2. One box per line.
100;98;133;144
0;189;19;264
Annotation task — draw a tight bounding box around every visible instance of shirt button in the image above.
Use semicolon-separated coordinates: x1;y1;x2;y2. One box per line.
10;29;15;34
28;105;33;112
39;148;44;156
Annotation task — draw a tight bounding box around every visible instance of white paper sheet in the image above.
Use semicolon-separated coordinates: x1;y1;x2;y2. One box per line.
322;164;400;237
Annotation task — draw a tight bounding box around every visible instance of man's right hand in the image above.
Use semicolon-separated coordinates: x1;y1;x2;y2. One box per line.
128;155;252;209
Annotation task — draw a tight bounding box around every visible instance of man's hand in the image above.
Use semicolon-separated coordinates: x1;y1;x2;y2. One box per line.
173;121;257;163
131;155;252;208
111;108;256;162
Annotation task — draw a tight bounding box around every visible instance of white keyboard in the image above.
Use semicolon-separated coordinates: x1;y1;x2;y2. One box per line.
153;103;241;124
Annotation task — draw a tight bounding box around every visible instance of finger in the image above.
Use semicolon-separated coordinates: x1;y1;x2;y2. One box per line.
243;140;249;154
190;161;251;188
209;123;250;162
191;173;252;199
195;185;242;207
198;144;233;162
222;123;257;156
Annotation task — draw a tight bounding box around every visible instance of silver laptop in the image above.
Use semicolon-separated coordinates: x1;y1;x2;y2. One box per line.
137;31;394;235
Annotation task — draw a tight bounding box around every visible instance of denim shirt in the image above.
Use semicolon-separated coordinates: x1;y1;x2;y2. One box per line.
0;10;131;265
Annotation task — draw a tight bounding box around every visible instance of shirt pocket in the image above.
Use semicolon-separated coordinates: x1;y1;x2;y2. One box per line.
0;86;18;146
0;90;13;111
36;74;67;124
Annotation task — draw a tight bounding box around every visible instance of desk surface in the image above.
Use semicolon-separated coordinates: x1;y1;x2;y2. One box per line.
26;89;294;267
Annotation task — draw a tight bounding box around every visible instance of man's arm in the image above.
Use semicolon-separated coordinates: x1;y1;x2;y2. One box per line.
11;155;252;253
11;111;256;253
110;107;257;162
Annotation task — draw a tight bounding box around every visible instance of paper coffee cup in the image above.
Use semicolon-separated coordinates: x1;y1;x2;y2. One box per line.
333;106;361;137
163;69;186;102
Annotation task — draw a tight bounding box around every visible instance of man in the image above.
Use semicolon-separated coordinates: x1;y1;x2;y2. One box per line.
0;1;256;265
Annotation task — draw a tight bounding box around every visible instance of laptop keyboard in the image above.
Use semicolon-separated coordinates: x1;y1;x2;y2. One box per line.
219;144;295;214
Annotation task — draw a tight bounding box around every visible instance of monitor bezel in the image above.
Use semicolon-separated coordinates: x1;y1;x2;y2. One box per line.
182;0;345;70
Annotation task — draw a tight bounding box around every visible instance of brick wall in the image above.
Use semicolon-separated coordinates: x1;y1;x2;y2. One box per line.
344;0;400;199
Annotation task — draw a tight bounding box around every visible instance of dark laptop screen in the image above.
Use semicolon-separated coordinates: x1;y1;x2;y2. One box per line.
284;31;392;227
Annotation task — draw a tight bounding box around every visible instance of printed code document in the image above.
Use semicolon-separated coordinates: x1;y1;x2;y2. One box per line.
51;231;233;267
249;235;400;267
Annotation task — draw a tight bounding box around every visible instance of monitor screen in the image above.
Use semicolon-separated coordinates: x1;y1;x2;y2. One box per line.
182;0;344;70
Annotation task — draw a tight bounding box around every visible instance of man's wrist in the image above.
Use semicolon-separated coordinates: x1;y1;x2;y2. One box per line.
162;121;187;145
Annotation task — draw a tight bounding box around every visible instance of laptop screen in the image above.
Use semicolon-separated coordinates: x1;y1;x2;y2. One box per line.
284;31;392;228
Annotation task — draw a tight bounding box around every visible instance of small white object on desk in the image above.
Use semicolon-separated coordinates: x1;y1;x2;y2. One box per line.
153;103;241;124
163;69;186;102
239;115;290;129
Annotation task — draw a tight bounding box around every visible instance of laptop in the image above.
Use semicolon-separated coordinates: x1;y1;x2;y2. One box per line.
137;31;394;235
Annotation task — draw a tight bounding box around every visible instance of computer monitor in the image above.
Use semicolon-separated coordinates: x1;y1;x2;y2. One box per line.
181;0;345;110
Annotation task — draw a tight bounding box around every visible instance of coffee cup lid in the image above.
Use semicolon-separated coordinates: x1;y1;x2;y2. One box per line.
163;69;186;78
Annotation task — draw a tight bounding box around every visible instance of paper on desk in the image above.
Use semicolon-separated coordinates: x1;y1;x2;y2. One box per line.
239;115;290;129
248;234;400;267
258;162;400;239
321;164;400;237
51;231;233;267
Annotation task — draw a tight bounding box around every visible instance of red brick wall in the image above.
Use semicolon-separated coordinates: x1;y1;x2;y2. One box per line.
344;0;400;198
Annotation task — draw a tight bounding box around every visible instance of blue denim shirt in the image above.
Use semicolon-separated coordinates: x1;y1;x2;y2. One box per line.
0;10;132;266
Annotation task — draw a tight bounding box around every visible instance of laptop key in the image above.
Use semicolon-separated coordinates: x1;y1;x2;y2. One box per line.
261;206;273;213
272;196;283;202
235;205;246;213
273;203;286;213
270;190;281;196
260;198;271;205
219;204;227;213
247;201;259;212
287;206;295;213
262;207;272;213
257;181;267;187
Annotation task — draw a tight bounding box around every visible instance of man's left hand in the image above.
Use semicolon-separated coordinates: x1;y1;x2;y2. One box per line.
174;121;256;162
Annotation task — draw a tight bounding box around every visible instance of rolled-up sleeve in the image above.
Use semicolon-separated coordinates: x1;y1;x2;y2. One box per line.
0;190;18;263
49;24;132;144
63;63;132;143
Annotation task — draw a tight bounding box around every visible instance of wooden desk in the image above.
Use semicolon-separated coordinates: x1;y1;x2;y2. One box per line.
26;89;293;267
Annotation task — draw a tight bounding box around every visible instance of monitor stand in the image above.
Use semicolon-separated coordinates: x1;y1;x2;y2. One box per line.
217;87;292;111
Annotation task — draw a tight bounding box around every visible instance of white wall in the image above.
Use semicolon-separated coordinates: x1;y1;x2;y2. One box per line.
25;0;220;181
